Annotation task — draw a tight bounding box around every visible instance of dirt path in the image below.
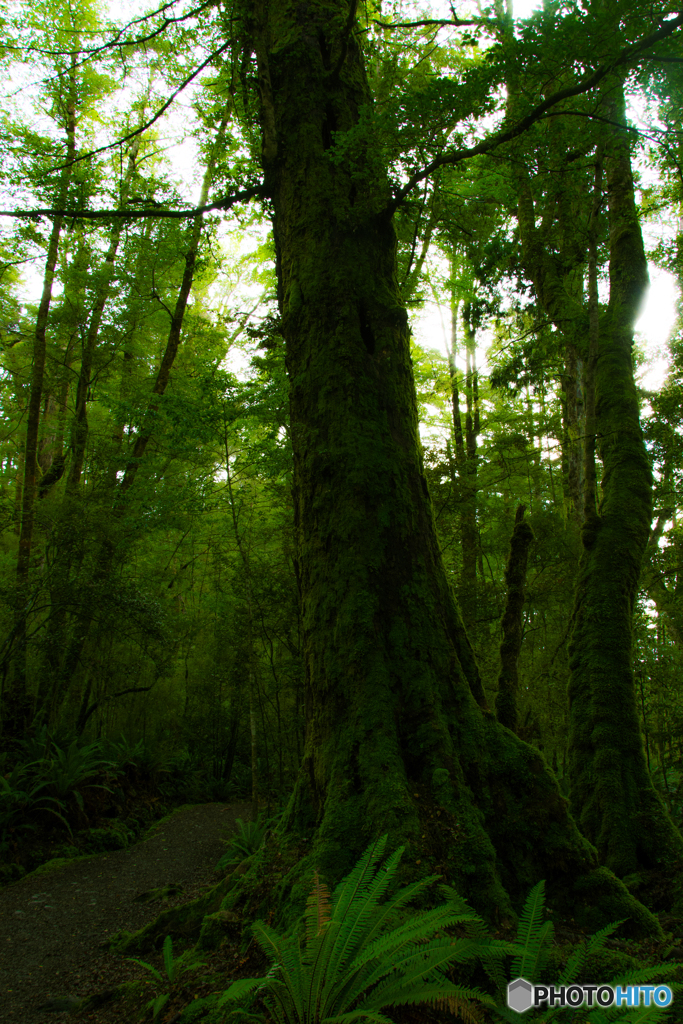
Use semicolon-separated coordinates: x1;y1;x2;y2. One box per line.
0;801;252;1023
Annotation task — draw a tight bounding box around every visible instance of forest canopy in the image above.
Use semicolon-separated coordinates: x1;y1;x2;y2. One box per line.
1;0;683;933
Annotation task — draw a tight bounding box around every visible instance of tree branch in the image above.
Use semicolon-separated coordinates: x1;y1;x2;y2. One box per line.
38;39;231;179
7;0;217;60
376;18;488;29
0;185;265;221
385;12;683;216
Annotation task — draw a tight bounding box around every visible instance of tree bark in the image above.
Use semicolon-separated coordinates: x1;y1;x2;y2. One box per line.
244;0;660;932
567;81;683;875
460;302;480;624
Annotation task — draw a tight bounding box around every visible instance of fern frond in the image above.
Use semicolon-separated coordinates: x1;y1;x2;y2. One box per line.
353;905;462;962
610;964;679;988
324;1011;395;1024
359;872;443;950
305;918;342;1023
601;1004;673;1024
217;977;267;1008
330;834;390;924
557;943;587;987
363;977;494;1013
324;843;403;985
480;950;509;995
587;919;626;953
252;920;306;986
162;934;174;981
440;884;490;942
434;993;487;1024
512;881;551;982
358;935;488;1008
306;871;332;943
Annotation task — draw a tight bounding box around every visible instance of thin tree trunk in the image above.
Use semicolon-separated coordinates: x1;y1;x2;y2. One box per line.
461;302;479;624
3;55;77;738
118;108;230;498
67;133;143;493
224;423;260;819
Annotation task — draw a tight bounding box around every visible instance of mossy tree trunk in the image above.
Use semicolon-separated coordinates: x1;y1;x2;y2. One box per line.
446;271;480;631
567;81;683;876
496;506;534;733
460;302;480;626
248;0;661;930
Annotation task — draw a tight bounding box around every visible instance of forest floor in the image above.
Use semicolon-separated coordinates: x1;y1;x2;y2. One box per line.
0;800;256;1024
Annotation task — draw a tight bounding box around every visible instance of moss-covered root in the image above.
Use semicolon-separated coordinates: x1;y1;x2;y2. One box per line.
214;714;662;940
109;860;253;954
569;867;662;938
473;714;661;937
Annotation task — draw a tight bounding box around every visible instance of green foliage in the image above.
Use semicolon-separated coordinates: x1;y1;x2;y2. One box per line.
0;761;70;850
239;834;511;1024
513;881;555;983
127;934;206;1020
490;880;679;1024
216;812;279;872
41;739;117;807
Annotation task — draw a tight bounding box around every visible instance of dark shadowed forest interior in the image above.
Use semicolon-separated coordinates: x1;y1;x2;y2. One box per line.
3;0;683;1021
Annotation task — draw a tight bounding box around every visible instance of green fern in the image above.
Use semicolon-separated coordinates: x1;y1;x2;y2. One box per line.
237;834;514;1024
127;934;206;1019
215;812;277;872
512;881;554;983
490;882;679;1024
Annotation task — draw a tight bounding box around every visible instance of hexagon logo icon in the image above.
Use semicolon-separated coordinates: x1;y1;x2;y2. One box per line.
508;977;534;1013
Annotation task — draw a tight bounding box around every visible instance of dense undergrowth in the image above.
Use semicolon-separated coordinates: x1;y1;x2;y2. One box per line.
75;836;683;1024
0;727;253;884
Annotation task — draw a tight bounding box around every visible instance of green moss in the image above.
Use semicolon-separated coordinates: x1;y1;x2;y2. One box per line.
21;852;100;880
223;0;672;944
197;909;242;950
111;871;238;953
566;80;683;882
569;866;661;938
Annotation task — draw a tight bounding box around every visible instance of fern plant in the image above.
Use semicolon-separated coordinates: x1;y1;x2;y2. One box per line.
238;834;513;1024
42;740;117;810
491;881;679;1024
0;763;70;851
215;812;279;872
127;934;206;1020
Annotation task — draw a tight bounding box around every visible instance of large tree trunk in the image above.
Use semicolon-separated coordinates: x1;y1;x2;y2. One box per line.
567;81;683;875
247;0;659;931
